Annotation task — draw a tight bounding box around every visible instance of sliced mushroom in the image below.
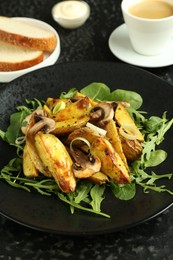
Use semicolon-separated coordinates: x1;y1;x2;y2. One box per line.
70;148;101;178
89;102;114;127
21;109;47;135
28;116;56;136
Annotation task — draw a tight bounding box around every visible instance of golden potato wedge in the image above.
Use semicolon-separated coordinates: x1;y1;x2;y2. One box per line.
23;144;39;178
54;96;91;122
118;132;143;162
105;120;129;171
115;104;144;142
51;116;90;136
73;92;98;106
34;132;76;193
67;126;101;145
26;136;51;177
89;171;109;185
90;137;130;184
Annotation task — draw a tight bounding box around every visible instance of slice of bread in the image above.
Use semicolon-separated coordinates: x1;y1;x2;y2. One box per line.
0;16;57;52
0;41;44;71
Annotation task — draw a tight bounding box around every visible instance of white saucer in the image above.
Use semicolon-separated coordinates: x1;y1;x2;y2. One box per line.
108;24;173;68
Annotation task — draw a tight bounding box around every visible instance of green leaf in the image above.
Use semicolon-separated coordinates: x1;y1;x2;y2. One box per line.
145;150;167;167
59;88;77;99
0;129;6;141
146;171;172;185
110;181;136;200
17;98;43;112
5;111;28;144
80;82;110;101
109;89;143;109
90;184;105;212
58;192;110;218
74;182;92;204
144;116;163;132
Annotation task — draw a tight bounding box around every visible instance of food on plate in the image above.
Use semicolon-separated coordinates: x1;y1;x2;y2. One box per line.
0;16;57;71
20;91;136;191
34;132;76;193
0;82;173;218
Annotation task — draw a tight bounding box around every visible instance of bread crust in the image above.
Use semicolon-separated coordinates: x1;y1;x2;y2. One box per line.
0;52;44;71
0;30;57;52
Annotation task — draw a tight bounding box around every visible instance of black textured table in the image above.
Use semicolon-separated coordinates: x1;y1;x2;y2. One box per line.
0;0;173;259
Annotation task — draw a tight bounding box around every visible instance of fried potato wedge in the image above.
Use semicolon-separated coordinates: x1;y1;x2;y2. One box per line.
105;120;129;171
89;171;109;185
90;137;130;184
34;132;76;193
115;103;144;142
51;116;90;135
67;126;101;145
54;96;91;122
73;92;98;106
26;136;51;177
23;144;39;178
118;132;143;162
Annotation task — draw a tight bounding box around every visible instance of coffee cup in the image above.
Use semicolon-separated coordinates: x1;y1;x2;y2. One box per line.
121;0;173;55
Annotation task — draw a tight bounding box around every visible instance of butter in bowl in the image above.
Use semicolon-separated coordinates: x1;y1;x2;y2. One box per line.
52;1;90;29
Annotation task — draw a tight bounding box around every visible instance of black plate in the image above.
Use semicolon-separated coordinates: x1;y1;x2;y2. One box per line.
0;61;173;236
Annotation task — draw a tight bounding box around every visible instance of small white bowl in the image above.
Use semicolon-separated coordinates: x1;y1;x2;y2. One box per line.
52;1;90;29
0;17;61;83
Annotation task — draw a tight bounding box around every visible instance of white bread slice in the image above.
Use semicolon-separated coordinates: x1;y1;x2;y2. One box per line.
0;41;44;71
0;16;57;52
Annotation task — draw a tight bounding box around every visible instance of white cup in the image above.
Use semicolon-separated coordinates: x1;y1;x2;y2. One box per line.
121;0;173;55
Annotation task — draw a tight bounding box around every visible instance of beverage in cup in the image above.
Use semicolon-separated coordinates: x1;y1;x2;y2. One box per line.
121;0;173;55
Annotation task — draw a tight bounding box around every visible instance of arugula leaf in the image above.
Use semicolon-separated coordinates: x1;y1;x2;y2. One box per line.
74;182;92;204
0;157;59;195
128;108;146;129
131;161;172;194
144;116;164;132
90;184;105;212
17;98;43;112
138;172;173;195
58;192;110;218
140;114;173;166
60;88;77;99
24;179;59;195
